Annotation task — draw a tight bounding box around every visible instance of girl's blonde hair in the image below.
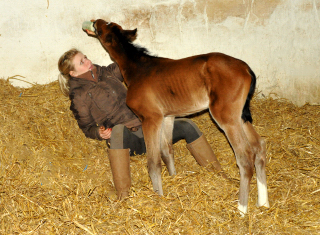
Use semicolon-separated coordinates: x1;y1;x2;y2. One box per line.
57;48;81;96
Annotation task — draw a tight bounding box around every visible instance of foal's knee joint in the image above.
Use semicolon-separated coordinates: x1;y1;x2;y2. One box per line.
254;138;267;165
237;157;254;178
260;138;266;148
259;138;266;153
255;156;266;169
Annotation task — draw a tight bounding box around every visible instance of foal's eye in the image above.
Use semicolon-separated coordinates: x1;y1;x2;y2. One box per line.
97;30;102;36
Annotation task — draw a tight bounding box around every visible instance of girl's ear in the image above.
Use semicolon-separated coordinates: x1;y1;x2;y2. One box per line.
69;71;76;77
122;29;137;42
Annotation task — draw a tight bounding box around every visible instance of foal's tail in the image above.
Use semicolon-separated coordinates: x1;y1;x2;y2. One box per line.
241;68;256;123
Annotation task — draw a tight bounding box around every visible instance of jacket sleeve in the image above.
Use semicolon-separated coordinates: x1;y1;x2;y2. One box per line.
70;93;103;140
105;63;124;82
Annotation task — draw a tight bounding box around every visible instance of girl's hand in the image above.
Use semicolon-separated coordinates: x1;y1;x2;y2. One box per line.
99;126;112;139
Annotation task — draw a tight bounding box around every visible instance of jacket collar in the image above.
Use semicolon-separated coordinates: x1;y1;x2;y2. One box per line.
69;64;101;92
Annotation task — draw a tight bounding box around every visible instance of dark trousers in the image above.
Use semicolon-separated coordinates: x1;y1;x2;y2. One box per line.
109;118;202;156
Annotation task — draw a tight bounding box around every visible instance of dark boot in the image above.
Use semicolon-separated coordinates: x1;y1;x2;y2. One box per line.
108;148;131;199
187;134;227;178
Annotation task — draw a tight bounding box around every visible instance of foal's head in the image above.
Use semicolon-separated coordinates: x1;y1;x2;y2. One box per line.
91;19;137;46
87;19;152;60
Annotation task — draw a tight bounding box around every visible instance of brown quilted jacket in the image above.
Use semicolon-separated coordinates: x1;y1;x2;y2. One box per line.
69;63;141;140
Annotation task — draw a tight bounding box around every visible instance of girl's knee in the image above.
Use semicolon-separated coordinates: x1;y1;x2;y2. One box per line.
176;119;202;134
110;124;126;149
173;118;202;143
111;124;126;135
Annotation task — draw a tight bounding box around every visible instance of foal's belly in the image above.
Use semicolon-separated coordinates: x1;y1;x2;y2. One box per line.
163;96;210;117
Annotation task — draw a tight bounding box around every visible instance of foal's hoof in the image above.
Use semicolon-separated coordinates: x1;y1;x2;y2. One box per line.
218;170;229;180
117;190;130;200
256;201;270;208
238;203;248;217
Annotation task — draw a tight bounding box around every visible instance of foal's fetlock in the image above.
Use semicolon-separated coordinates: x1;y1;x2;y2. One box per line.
256;200;270;208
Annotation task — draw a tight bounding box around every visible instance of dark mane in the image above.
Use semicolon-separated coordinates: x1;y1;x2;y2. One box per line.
112;26;156;61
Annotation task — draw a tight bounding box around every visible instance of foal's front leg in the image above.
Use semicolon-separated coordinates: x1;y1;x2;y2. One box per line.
160;116;176;176
142;116;164;195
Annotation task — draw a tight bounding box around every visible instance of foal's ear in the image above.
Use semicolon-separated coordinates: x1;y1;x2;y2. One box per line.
122;29;137;42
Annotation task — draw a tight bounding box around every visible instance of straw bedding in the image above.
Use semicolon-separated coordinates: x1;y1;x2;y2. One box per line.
0;78;319;234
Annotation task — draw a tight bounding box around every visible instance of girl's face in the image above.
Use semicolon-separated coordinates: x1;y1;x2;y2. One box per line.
69;52;93;77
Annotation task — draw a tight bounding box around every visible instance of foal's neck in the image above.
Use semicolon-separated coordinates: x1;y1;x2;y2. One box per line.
105;42;159;87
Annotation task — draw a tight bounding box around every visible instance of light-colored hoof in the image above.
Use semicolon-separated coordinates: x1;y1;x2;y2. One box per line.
257;201;270;208
238;203;247;217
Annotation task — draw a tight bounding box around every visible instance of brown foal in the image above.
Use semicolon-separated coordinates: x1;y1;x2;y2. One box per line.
85;19;269;215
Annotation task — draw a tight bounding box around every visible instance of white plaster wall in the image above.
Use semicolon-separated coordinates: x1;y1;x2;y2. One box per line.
1;0;319;105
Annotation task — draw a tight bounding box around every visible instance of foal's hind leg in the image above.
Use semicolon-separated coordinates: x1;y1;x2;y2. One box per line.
210;108;254;215
223;123;254;215
160;116;176;176
243;122;269;208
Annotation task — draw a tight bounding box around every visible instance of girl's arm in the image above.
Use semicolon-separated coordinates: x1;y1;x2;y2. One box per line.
105;63;124;82
70;94;103;140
